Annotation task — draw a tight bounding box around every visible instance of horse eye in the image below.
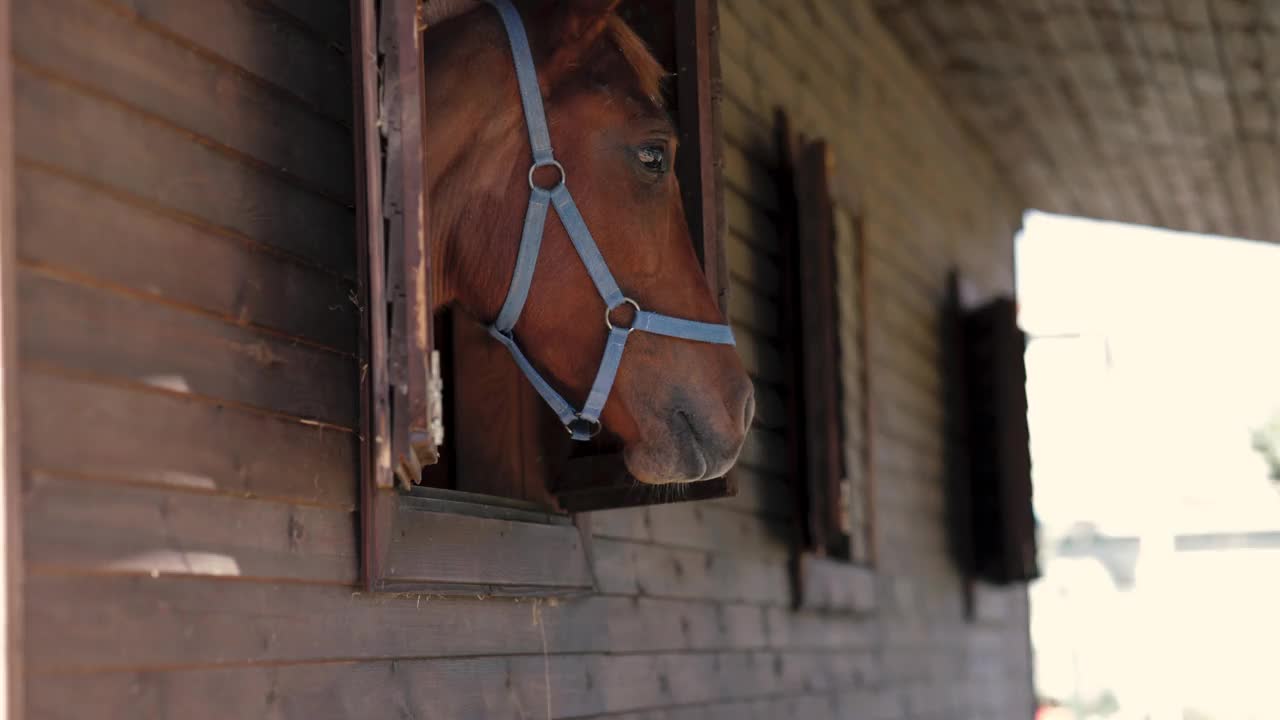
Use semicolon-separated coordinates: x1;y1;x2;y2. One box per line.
636;145;666;174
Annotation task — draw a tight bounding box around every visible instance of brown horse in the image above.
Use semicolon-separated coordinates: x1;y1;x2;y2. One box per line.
422;0;753;484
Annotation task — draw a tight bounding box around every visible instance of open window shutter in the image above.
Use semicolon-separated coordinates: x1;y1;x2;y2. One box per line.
380;0;441;488
553;0;736;513
787;138;849;559
777;124;877;613
353;0;443;590
959;293;1039;584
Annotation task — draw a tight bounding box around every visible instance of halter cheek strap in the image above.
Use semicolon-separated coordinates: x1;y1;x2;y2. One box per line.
484;0;736;441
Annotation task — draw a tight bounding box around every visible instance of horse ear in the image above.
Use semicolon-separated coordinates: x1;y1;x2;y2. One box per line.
540;0;623;88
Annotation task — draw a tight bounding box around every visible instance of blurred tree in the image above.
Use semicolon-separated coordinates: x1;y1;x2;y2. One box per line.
1252;409;1280;485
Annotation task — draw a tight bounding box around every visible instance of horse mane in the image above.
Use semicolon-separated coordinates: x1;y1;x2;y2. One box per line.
602;14;667;109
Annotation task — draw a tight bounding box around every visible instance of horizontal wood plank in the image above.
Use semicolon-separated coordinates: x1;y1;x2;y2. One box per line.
26;574;876;673
725;188;781;256
728;282;780;338
16;166;356;350
591;538;791;606
13;67;355;275
795;553;878;615
28;650;879;719
20;371;356;507
589;503;791;559
727;234;782;296
13;0;353;202
737;427;789;475
734;330;786;382
18;269;357;426
26;575;608;672
573;689;894;720
104;0;352;123
709;466;794;519
26;473;356;582
749;383;787;431
722;142;781;214
382;505;595;593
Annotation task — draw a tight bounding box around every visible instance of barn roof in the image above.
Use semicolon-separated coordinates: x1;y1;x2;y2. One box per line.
873;0;1279;242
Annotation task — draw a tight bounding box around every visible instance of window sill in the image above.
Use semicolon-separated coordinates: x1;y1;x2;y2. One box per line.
363;486;596;597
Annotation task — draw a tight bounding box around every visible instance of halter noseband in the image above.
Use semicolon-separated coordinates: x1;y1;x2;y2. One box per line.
484;0;736;441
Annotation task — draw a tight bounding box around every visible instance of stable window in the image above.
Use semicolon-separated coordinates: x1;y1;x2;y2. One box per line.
352;0;735;593
775;116;876;614
942;271;1038;611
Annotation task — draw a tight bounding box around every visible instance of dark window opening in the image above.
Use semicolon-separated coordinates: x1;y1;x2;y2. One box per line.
353;0;738;594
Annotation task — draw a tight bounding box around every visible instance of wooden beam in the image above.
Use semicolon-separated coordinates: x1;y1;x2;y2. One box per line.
0;0;24;713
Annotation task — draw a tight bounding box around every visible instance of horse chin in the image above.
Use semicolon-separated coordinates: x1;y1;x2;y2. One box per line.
623;443;709;485
620;417;743;486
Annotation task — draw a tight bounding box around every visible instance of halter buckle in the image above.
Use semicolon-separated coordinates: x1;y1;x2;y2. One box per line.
566;416;602;440
528;159;566;191
605;298;641;334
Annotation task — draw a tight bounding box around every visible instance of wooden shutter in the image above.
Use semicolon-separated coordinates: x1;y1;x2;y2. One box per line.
776;117;877;614
944;272;1038;587
961;293;1038;584
784;136;848;559
553;0;736;513
353;0;444;591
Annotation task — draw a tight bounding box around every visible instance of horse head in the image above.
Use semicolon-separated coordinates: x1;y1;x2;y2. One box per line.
424;0;754;484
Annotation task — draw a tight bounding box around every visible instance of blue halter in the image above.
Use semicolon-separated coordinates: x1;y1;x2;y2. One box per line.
484;0;736;441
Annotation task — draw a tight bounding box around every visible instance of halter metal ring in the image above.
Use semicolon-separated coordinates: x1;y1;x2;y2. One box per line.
566;416;602;439
528;159;566;190
605;298;642;334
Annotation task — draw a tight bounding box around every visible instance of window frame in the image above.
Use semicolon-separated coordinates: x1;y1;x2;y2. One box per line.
353;0;737;594
775;115;877;614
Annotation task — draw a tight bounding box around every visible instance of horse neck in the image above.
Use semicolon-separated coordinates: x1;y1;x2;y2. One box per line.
424;90;527;320
423;17;529;317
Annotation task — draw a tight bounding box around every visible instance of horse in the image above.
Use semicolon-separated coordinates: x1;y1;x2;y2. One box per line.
421;0;754;485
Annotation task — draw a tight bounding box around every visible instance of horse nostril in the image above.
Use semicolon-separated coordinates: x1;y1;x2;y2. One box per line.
739;386;756;436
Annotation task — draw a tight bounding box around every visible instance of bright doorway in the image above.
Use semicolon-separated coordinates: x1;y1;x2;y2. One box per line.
1018;211;1280;720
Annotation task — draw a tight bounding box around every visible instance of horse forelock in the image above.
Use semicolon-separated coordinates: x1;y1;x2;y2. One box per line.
602;15;667;111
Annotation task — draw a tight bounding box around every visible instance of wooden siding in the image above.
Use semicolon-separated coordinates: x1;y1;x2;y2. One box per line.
15;2;1032;720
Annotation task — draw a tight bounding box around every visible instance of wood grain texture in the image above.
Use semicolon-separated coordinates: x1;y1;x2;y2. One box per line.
12;0;353;203
18;269;357;426
591;538;791;606
381;504;594;593
13;65;354;275
795;552;878;615
20;371;357;508
570;689;896;720
12;0;1039;716
15;166;356;350
28;649;878;720
0;0;22;714
26;574;874;673
103;0;352;123
589;501;790;559
26;472;357;583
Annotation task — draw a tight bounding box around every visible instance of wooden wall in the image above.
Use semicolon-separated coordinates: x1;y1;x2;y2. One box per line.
12;1;1033;718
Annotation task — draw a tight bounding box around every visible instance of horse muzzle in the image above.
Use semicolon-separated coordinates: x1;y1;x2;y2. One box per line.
625;380;754;485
